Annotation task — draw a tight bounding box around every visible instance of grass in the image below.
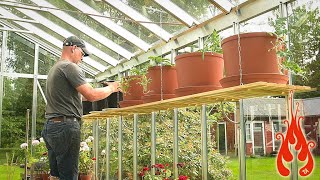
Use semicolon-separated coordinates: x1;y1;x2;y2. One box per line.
228;156;320;180
0;164;24;179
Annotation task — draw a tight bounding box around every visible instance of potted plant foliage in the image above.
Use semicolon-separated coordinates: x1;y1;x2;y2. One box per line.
219;12;308;88
79;136;95;180
174;30;224;97
119;66;147;107
142;56;178;103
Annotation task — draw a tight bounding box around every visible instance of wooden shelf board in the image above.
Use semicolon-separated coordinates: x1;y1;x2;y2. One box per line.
82;82;314;121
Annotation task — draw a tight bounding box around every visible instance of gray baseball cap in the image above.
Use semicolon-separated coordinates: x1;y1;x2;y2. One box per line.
63;36;91;57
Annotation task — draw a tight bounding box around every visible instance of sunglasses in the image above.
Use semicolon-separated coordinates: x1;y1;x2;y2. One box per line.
76;47;85;56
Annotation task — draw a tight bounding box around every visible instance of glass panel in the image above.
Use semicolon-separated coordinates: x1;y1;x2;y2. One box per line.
2;77;34;147
171;0;220;23
218;123;227;155
38;47;58;75
122;117;133;179
240;11;275;33
0;31;2;71
6;32;34;74
124;1;186;34
37;79;46;133
253;123;264;155
246;100;288;179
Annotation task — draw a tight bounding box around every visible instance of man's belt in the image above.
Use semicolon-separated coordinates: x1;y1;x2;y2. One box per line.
48;116;80;123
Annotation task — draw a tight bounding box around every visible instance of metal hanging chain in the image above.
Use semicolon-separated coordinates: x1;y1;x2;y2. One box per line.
237;23;243;86
235;0;243;86
160;12;164;101
221;102;239;124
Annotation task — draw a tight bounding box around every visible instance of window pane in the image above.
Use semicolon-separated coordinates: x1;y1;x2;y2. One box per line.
38;48;58;75
6;32;34;74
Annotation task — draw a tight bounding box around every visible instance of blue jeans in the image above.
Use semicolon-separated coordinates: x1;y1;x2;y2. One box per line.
42;118;81;180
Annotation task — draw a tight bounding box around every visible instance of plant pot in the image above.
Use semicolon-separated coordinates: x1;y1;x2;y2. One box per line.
220;32;288;87
79;173;92;180
142;66;177;103
119;75;144;107
93;98;107;111
41;173;49;180
82;101;92;115
174;52;223;96
102;82;123;108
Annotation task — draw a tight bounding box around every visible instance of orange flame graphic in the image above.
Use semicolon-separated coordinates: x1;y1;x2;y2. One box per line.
276;91;316;176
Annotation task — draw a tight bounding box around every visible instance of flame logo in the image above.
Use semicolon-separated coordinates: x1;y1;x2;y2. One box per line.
276;91;316;177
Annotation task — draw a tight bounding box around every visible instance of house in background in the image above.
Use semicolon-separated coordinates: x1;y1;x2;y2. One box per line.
216;97;320;156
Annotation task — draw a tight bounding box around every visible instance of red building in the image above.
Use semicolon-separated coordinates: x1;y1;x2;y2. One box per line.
216;97;320;156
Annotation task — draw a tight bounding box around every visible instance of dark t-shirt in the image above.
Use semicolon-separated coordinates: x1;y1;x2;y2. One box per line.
45;60;87;119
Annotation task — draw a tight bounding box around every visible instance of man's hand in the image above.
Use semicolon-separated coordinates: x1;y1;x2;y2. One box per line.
104;81;122;93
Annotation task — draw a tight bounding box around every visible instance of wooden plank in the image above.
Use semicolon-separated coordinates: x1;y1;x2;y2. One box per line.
82;82;314;120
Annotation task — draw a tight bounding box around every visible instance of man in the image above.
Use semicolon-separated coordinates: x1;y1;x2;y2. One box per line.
42;36;120;180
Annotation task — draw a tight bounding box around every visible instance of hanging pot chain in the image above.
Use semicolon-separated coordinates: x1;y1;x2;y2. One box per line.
235;0;243;86
237;23;243;86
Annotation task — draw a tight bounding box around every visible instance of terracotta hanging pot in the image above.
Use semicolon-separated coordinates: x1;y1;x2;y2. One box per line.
79;173;92;180
142;66;177;103
220;32;288;87
119;75;143;107
174;52;224;97
41;173;49;180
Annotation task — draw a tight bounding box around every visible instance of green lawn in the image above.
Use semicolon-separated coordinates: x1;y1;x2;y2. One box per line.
228;156;320;180
0;165;24;179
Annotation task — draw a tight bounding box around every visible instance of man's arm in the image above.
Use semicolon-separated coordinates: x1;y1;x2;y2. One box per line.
76;82;120;102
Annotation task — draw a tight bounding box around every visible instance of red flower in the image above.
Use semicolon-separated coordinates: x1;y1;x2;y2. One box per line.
179;175;188;180
143;167;149;171
92;157;96;161
157;163;165;169
165;163;169;167
155;171;161;175
177;162;185;168
139;171;144;177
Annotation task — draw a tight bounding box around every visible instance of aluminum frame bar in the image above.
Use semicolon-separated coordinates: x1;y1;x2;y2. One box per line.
0;31;7;147
31;43;39;142
64;0;151;52
208;0;234;13
104;0;172;42
201;105;208;180
133;114;138;180
0;27;33;34
29;0;133;61
153;0;199;27
0;15;39;23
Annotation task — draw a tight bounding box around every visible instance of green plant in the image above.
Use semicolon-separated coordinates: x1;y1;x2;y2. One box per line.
79;136;95;175
269;17;305;77
148;56;172;67
200;29;223;60
139;163;188;180
120;66;149;94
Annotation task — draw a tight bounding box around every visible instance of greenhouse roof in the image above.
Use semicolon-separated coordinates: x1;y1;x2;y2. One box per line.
0;0;294;79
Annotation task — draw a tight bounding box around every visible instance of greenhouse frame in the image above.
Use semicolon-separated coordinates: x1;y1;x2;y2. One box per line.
0;0;319;179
